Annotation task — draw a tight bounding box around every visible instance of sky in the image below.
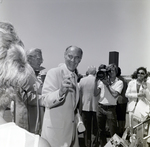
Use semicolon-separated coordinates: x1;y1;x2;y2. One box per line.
0;0;150;75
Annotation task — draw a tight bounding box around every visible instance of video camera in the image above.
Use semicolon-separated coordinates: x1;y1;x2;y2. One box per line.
96;65;111;80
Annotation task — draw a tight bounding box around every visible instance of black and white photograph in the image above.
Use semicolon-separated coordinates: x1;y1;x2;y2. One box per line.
0;0;150;147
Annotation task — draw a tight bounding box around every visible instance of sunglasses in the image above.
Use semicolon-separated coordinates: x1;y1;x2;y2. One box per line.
137;72;145;75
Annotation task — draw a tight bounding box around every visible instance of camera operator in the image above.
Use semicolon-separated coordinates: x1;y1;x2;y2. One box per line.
93;64;123;147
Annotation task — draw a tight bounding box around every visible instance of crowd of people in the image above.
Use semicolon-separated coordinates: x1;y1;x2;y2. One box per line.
0;21;150;147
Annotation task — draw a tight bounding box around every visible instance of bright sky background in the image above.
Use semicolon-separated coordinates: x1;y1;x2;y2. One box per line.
0;0;150;75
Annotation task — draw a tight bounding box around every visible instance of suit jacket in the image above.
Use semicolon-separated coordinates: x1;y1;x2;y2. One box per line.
41;63;79;147
79;74;99;112
14;72;37;131
14;71;44;134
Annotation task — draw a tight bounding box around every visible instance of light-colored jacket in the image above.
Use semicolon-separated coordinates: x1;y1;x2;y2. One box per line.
125;79;150;112
41;63;79;147
79;75;99;112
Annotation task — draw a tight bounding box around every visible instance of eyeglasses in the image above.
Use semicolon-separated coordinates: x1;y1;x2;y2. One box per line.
137;72;145;75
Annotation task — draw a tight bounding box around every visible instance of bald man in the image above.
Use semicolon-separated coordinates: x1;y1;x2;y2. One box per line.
41;46;83;147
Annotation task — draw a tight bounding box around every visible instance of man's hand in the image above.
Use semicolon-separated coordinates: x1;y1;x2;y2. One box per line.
102;78;110;86
59;72;76;97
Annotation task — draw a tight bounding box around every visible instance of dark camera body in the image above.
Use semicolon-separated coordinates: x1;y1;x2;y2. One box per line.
96;69;111;80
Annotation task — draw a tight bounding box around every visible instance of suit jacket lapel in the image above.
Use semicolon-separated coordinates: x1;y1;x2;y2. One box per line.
59;64;79;110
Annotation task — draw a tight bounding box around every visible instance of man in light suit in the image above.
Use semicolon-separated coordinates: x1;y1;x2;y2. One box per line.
79;66;99;147
41;46;83;147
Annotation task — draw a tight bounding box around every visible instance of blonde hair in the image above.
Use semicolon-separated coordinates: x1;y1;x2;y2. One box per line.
0;32;34;88
0;22;17;36
0;25;34;110
0;21;24;47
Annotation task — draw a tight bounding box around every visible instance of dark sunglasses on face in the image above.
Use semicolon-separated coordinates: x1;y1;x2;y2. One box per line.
137;72;145;75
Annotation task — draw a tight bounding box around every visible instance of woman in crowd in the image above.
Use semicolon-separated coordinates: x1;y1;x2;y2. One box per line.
125;67;150;146
125;67;150;125
0;24;50;147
